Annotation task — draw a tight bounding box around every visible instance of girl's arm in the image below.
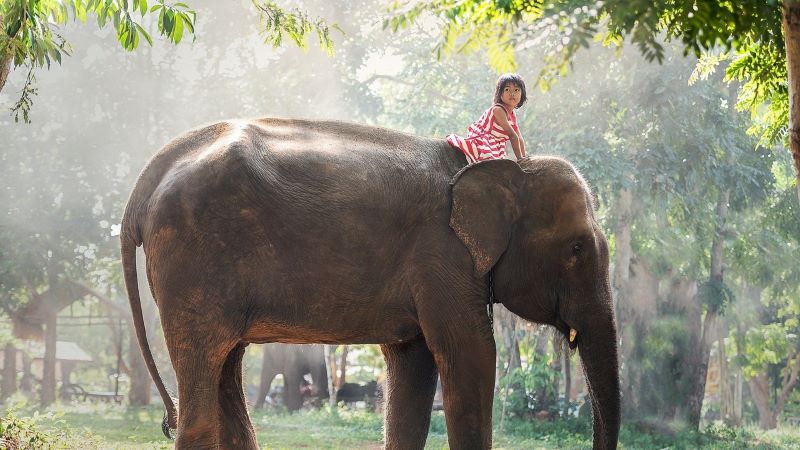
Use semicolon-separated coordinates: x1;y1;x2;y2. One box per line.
493;106;524;159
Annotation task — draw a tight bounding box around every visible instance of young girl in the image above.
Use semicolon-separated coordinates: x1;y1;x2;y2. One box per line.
446;73;527;164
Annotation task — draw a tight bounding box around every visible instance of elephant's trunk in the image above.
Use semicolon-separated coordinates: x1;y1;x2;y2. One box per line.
578;303;620;450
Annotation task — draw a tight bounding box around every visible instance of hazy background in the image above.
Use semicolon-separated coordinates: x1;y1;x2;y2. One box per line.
1;0;799;447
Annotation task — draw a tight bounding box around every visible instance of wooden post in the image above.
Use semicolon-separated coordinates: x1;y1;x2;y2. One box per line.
114;319;122;398
41;310;57;406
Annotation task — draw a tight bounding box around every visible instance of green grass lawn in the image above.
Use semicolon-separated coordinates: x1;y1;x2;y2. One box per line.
3;402;800;449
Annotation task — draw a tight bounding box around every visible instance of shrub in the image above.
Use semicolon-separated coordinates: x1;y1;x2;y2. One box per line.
0;408;66;450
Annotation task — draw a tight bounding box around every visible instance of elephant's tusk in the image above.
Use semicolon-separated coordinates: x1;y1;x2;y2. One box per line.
569;328;577;343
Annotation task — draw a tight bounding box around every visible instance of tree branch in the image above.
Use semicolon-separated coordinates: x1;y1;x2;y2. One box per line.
776;352;800;414
64;279;129;317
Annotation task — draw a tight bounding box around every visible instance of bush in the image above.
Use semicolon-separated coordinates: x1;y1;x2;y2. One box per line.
429;411;447;434
0;408;66;450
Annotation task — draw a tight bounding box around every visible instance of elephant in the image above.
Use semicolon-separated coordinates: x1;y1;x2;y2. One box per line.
121;118;620;450
255;343;328;411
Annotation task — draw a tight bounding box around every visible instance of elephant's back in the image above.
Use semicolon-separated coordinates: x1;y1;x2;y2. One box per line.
145;117;456;194
121;120;237;244
248;117;444;158
128;117;464;251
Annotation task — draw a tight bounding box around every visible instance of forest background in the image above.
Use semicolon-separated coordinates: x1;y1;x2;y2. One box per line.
1;1;799;449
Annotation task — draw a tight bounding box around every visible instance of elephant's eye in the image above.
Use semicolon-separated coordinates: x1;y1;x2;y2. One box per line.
572;242;583;255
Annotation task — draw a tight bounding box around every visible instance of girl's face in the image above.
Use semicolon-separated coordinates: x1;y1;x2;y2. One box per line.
500;82;522;108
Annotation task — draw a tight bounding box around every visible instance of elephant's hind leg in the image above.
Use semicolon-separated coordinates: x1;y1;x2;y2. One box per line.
168;336;230;450
380;337;438;450
218;343;258;450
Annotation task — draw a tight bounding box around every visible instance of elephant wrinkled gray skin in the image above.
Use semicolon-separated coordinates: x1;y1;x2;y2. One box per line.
255;343;328;411
121;118;620;450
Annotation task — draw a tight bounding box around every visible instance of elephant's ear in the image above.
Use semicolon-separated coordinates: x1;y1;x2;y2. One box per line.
450;159;524;277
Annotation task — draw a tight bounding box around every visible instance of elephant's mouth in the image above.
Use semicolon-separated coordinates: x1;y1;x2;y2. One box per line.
554;295;579;350
560;322;579;350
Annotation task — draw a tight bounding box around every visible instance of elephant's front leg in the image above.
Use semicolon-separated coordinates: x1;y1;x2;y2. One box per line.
380;337;438;450
423;305;496;450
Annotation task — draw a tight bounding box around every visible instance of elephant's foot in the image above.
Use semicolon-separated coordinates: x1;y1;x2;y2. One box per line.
380;337;438;450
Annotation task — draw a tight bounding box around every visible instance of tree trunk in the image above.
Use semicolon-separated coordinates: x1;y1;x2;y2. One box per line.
497;308;521;374
563;351;572;416
684;309;718;428
733;363;743;424
783;1;800;203
496;308;524;421
710;191;729;279
749;372;778;429
40;310;57;406
0;52;11;95
20;352;32;393
128;321;151;405
612;187;633;304
534;332;556;413
612;187;637;415
338;345;348;388
324;345;338;408
684;184;730;428
718;333;735;423
774;353;800;425
1;342;17;401
730;286;760;426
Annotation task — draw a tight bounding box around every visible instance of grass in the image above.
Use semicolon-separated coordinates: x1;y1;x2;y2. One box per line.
3;401;800;449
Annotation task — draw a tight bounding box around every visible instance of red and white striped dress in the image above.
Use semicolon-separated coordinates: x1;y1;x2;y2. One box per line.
446;104;520;164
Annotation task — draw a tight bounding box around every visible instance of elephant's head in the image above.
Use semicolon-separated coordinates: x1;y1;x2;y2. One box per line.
450;156;620;450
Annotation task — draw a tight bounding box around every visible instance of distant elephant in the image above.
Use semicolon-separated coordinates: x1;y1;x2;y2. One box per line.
122;118;620;450
255;343;328;411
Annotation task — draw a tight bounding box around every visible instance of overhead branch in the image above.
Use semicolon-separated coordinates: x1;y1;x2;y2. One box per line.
65;279;129;318
776;352;800;413
0;52;11;94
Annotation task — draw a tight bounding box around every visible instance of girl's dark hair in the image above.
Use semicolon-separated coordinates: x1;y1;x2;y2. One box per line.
493;73;527;109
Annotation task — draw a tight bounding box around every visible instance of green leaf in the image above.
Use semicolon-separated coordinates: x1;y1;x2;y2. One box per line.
180;12;194;33
134;22;152;46
172;13;184;44
163;9;174;34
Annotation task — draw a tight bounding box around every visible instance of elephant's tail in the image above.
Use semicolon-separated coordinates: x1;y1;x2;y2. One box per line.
121;229;177;438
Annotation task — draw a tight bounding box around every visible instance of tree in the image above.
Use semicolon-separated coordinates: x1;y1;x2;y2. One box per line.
0;0;197;121
0;0;338;122
0;0;362;408
388;0;799;200
727;154;800;428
